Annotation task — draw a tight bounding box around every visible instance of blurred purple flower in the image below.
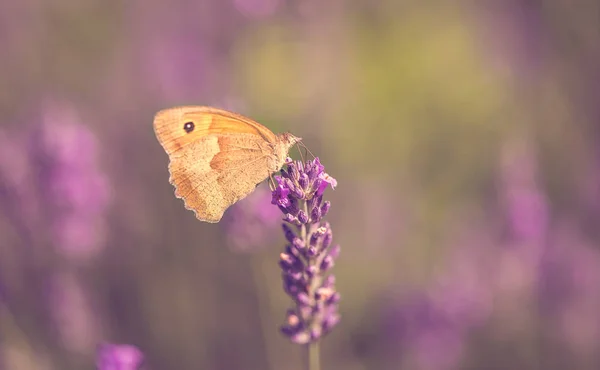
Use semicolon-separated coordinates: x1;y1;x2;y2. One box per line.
275;157;340;344
1;101;110;260
538;220;600;358
29;101;110;261
376;219;495;370
491;136;550;318
499;136;547;244
221;183;281;252
1;100;111;358
47;272;103;353
379;286;490;369
380;292;468;370
5;102;109;259
96;343;144;370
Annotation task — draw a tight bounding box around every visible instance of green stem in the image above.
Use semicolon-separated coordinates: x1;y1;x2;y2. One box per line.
308;341;321;370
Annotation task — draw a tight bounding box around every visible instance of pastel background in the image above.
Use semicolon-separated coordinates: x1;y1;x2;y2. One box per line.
1;1;599;369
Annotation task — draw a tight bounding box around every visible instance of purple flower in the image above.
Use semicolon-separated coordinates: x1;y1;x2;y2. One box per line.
271;177;291;208
96;343;144;370
0;101;111;357
31;102;111;261
275;157;340;344
0;100;111;261
222;184;282;252
317;172;337;196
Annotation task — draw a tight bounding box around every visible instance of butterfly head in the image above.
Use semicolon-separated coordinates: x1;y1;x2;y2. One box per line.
273;132;302;166
280;132;302;147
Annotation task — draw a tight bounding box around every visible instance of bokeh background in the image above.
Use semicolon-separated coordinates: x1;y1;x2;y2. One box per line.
1;1;600;369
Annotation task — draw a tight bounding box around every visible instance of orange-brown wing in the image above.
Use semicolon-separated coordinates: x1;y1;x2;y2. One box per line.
167;136;223;222
153;106;278;156
168;133;275;222
154;106;281;222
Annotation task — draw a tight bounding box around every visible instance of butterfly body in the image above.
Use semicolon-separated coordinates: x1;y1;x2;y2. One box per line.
153;106;300;222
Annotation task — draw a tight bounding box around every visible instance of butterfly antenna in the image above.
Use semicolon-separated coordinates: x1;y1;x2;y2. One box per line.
297;141;315;160
296;142;306;163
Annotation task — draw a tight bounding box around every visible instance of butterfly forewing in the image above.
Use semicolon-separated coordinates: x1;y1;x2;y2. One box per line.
154;106;288;223
153;106;277;155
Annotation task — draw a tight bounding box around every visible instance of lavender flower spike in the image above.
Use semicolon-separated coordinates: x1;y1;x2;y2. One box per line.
274;157;340;344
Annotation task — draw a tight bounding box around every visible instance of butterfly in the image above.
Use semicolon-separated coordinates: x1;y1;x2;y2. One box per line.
153;106;301;222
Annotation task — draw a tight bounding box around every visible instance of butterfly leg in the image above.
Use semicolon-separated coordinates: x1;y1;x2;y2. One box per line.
268;172;277;191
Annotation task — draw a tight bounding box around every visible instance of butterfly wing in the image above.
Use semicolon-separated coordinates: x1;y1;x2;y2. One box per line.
153;106;278;156
168;135;275;222
153;106;280;222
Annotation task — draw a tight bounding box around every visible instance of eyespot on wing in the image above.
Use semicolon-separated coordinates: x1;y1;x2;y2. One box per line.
153;106;278;155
